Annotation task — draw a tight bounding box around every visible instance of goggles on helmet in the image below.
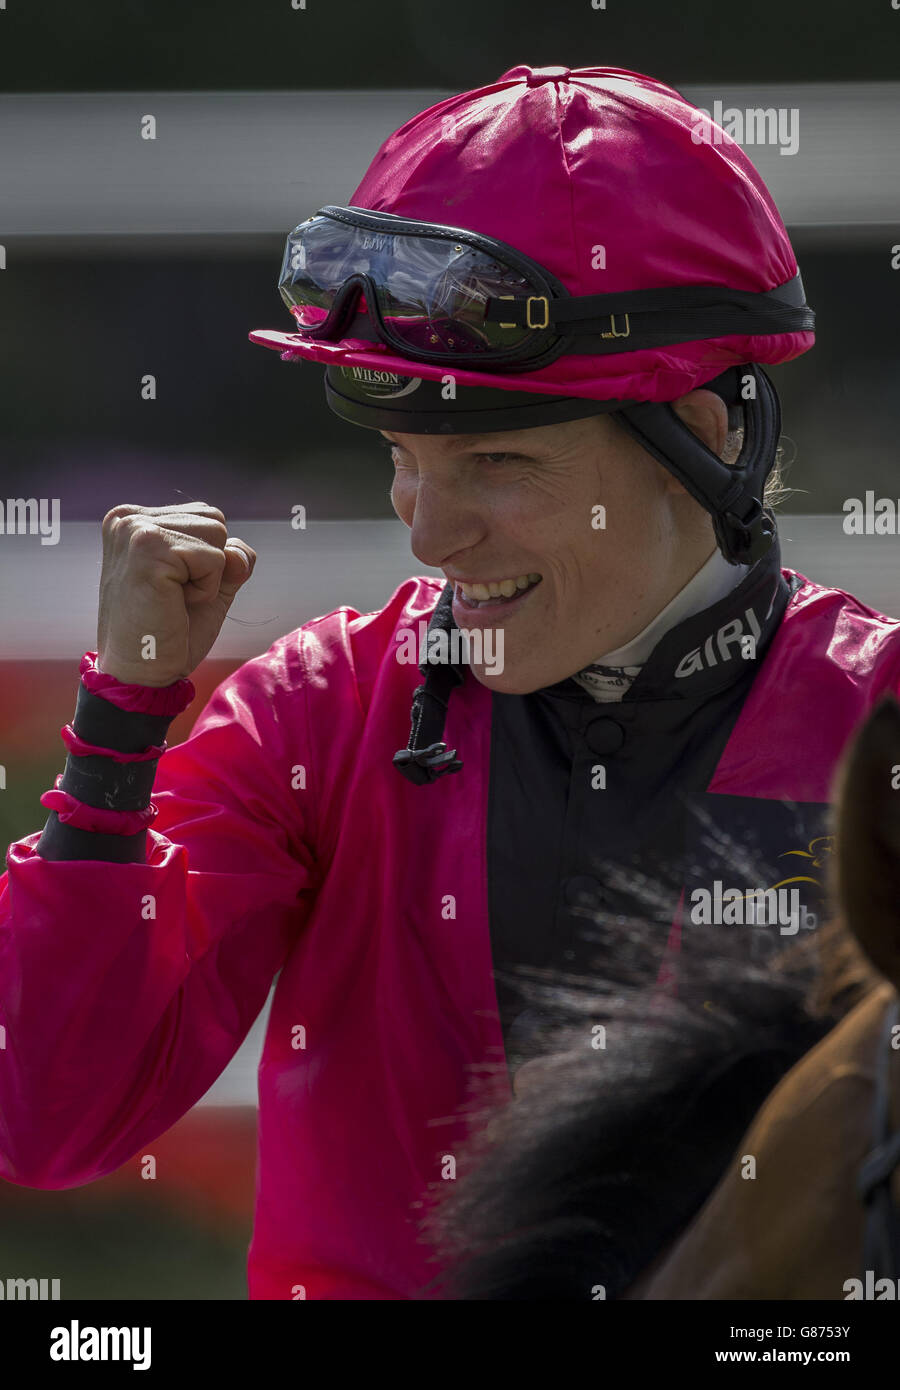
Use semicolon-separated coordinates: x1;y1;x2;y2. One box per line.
278;205;815;371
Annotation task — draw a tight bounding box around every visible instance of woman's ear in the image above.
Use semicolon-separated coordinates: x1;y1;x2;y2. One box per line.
670;389;730;460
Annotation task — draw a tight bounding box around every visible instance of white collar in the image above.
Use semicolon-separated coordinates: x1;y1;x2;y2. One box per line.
572;547;750;702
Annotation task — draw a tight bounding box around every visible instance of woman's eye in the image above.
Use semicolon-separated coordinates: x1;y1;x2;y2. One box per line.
479;452;521;465
379;440;525;467
380;439;415;466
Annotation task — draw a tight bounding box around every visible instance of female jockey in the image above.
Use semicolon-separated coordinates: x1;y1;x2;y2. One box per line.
1;65;899;1301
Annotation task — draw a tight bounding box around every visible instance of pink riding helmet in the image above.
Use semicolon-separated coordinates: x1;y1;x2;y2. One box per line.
250;64;814;403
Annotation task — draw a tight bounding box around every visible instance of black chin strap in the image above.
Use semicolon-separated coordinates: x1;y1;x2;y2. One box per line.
613;364;781;566
393;583;466;786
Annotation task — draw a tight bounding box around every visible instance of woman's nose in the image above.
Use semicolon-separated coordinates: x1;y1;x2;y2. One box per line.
407;477;485;571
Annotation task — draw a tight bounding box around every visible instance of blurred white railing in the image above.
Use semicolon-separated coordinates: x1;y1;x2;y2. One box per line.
0;85;897;248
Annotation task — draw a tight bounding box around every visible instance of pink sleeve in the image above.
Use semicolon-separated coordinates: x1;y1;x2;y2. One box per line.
0;634;317;1188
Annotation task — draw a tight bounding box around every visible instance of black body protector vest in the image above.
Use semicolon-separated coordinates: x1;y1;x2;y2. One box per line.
398;537;831;1077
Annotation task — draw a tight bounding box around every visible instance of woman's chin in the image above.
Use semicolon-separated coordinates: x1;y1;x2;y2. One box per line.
469;663;556;695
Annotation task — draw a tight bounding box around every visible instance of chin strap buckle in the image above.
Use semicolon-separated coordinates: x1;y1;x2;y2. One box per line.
716;497;775;565
393;742;463;786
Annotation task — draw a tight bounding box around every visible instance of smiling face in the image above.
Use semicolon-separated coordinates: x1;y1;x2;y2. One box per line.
385;403;722;694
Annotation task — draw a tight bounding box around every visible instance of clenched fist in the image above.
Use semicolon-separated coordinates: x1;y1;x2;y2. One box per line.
97;503;256;687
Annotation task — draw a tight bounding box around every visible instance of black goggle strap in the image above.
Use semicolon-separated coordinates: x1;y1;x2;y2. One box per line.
612;364;781;566
483;274;814;348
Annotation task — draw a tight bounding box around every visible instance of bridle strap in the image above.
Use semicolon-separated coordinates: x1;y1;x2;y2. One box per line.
857;997;900;1280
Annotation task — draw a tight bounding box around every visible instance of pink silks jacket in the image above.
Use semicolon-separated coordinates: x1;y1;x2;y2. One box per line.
1;558;900;1299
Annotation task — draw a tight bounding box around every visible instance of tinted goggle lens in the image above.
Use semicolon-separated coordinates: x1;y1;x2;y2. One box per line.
277;214;542;354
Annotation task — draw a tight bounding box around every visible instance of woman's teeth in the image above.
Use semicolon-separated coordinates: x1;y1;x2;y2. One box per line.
458;573;542;606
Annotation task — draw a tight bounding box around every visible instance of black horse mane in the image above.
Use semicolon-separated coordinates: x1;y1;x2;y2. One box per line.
418;913;847;1300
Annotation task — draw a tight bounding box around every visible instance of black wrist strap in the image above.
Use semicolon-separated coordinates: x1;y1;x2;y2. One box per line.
36;817;149;863
35;683;177;862
59;683;176;809
72;683;174;752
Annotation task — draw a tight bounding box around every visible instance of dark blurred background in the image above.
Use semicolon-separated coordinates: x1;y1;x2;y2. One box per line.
0;0;897;89
0;0;898;523
1;0;899;1299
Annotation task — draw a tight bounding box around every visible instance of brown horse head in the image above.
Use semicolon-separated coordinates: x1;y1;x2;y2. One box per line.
833;694;900;991
632;693;900;1299
423;695;900;1300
